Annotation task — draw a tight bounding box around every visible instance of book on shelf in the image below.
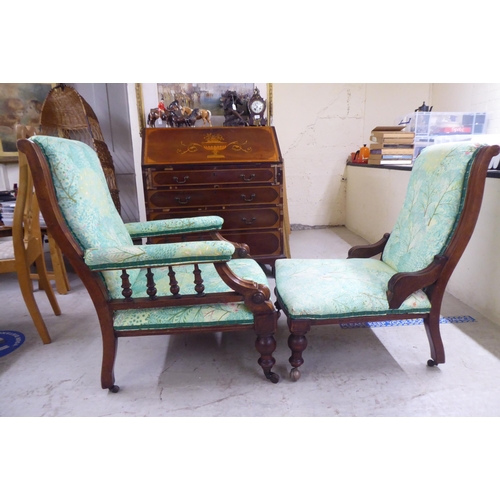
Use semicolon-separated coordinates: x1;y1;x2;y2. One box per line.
369;154;414;160
370;137;415;145
370;134;415;143
370;144;414;155
368;158;413;165
371;126;406;132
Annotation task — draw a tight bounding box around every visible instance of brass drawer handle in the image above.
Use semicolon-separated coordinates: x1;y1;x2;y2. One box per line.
241;194;256;202
173;176;189;184
240;174;255;182
242;217;256;225
175;196;191;205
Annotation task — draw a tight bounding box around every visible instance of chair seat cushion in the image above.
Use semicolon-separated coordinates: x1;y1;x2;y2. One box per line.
275;258;431;320
113;258;267;331
0;241;14;260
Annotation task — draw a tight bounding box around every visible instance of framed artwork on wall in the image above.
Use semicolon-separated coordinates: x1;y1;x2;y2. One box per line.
0;83;53;162
135;83;272;132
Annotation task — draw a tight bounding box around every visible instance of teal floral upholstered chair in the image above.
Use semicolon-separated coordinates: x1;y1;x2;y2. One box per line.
274;142;499;380
18;136;280;392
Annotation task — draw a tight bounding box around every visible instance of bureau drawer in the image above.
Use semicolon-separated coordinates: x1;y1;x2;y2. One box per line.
147;186;281;209
149;167;277;187
149;207;282;230
151;229;284;260
223;230;283;259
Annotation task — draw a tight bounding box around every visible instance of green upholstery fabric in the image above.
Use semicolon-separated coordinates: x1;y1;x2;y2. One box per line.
125;216;223;238
31;136;141;294
31;136;270;329
275;258;431;320
275;141;481;321
84;241;236;271
115;259;267;330
382;142;481;273
114;303;254;331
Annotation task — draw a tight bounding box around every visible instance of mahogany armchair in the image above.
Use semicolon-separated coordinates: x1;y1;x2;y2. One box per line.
274;142;500;380
18;136;280;392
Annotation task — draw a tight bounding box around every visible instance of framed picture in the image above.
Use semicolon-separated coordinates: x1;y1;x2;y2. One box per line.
0;83;53;162
136;83;272;131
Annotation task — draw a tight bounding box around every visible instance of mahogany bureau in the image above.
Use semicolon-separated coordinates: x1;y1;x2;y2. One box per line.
141;126;288;267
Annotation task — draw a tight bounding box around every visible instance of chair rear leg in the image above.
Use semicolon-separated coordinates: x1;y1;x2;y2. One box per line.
424;311;445;366
288;320;310;381
17;273;52;344
34;254;61;316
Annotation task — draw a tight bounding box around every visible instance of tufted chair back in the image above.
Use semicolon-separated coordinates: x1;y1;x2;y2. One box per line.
31;136;137;297
382;142;482;273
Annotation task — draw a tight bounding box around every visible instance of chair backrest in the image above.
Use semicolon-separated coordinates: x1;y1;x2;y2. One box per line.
0;126;43;272
29;135;135;295
382;142;483;273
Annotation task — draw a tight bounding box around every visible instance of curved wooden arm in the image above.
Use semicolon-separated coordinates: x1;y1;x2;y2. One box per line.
386;255;448;309
214;262;275;316
213;232;251;258
348;233;390;259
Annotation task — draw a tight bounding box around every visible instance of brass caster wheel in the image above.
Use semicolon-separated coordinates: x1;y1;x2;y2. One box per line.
266;372;280;384
109;385;120;393
290;367;301;382
427;359;438;367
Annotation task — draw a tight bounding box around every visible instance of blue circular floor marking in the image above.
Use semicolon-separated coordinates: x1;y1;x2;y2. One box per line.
0;331;26;358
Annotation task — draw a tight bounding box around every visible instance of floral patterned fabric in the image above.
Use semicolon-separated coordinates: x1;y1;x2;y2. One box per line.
275;258;431;320
31;135;141;292
114;259;267;330
125;216;223;238
114;303;254;331
84;241;235;271
382;142;480;273
31;136;270;329
275;142;481;321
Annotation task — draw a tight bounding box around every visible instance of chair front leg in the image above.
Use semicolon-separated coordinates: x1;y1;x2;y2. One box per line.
288;319;310;381
256;331;279;383
97;309;119;393
424;309;445;367
254;312;279;383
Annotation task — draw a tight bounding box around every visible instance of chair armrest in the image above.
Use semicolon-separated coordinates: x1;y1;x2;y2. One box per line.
348;233;390;259
84;240;235;271
386;255;448;309
124;216;224;238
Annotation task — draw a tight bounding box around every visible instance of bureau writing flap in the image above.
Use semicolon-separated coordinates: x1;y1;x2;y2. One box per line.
142;126;282;165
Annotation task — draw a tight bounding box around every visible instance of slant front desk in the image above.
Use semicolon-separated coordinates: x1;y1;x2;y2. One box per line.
141;126;287;266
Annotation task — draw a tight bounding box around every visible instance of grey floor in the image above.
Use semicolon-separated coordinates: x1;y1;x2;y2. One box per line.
2;227;500;417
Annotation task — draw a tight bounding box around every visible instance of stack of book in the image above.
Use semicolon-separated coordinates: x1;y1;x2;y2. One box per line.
368;126;415;166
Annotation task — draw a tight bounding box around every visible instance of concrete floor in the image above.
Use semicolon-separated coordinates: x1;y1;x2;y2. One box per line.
2;227;500;417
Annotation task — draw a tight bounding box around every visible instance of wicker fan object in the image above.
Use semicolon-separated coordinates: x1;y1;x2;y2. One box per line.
39;85;121;214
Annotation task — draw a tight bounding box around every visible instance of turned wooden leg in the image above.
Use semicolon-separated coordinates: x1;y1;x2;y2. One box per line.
424;311;445;366
288;320;310;381
255;332;279;383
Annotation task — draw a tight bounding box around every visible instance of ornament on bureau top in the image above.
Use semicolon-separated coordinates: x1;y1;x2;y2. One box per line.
247;87;267;126
177;133;252;159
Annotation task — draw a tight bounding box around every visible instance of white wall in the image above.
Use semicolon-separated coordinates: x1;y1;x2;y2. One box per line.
345;167;411;242
272;83;431;226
